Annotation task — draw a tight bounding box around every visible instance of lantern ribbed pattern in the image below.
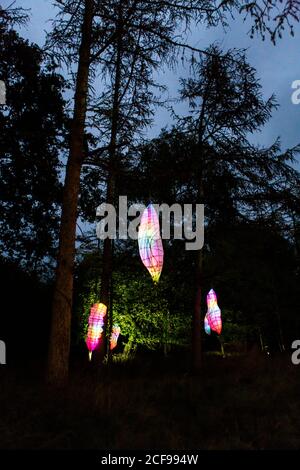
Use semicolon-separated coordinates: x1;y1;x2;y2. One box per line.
138;204;164;283
205;289;222;335
86;303;107;360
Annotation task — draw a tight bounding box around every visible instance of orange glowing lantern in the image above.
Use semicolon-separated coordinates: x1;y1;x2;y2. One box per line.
206;289;222;335
86;303;107;360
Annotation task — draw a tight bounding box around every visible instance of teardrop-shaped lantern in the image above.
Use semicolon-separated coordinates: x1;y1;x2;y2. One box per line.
206;289;222;335
138;204;164;283
86;303;107;360
110;324;121;351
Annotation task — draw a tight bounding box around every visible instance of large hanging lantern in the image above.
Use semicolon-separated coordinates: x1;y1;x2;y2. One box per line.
110;324;121;351
138;204;164;283
206;289;222;335
86;303;107;360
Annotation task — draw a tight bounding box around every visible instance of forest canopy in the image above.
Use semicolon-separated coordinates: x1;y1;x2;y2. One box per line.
0;0;299;382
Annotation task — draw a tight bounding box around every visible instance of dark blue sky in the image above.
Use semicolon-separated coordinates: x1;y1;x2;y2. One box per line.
8;0;300;163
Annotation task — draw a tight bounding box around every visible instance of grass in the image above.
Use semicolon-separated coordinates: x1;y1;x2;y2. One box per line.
0;349;299;450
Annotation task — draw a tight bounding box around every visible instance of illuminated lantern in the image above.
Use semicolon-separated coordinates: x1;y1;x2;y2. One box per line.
138;204;164;283
206;289;222;335
206;288;218;311
86;303;107;360
204;314;211;335
110;324;121;351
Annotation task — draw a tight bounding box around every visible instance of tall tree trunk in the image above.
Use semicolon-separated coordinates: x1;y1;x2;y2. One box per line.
192;89;207;372
291;210;300;271
98;1;123;362
192;248;203;371
47;0;94;385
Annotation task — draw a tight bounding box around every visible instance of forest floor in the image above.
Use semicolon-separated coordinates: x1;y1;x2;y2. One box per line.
0;350;299;450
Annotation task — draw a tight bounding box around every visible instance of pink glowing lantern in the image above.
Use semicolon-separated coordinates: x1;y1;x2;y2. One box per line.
206;288;222;335
110;324;121;351
138;204;164;283
86;303;107;360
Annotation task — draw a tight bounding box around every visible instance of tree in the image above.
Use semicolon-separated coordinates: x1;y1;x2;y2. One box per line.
132;46;300;369
0;3;28;32
47;0;182;377
47;0;94;385
0;27;66;275
47;0;300;383
81;0;184;360
74;247;191;358
178;46;300;370
240;0;300;43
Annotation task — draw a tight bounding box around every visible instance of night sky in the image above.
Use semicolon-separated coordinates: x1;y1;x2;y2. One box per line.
7;0;300;161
